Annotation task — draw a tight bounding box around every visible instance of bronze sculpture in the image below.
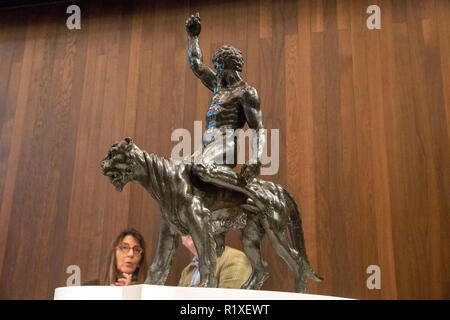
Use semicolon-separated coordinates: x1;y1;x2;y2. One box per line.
100;13;322;293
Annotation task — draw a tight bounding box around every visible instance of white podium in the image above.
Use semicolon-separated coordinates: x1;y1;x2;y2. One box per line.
54;284;350;300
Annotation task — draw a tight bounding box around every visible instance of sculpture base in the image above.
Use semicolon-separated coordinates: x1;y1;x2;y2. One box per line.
54;284;351;300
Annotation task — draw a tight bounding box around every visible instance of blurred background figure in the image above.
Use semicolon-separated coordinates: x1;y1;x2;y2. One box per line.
178;235;251;289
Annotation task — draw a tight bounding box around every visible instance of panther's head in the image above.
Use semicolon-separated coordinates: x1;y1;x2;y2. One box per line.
101;137;142;192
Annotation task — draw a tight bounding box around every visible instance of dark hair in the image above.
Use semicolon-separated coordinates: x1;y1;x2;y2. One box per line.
212;45;244;72
101;228;148;285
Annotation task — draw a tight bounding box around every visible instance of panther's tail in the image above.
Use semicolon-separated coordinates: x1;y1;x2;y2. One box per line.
284;189;323;283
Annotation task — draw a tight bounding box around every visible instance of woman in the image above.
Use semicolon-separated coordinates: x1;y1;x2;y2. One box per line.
84;228;148;286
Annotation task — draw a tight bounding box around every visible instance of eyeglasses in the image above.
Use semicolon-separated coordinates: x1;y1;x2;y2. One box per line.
116;243;143;255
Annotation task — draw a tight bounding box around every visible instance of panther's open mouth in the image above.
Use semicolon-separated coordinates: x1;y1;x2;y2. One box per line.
106;170;124;192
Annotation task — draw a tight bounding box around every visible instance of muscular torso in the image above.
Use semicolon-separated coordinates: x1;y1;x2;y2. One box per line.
203;85;247;145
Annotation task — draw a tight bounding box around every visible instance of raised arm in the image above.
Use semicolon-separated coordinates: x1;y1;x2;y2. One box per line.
186;13;216;92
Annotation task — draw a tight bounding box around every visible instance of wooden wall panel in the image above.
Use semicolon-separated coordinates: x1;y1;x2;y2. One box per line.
0;0;448;299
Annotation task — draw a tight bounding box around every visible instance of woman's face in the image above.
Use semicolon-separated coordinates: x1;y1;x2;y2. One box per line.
115;235;142;275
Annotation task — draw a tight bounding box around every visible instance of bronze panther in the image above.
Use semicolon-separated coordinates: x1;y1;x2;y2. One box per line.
101;138;322;293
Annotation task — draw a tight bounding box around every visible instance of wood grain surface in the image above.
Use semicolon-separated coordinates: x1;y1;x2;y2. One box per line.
0;0;448;299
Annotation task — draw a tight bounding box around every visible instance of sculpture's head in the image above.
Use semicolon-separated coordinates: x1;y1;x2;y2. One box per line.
212;45;244;74
101;137;141;192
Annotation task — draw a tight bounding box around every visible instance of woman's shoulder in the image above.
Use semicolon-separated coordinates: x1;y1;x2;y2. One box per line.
219;246;250;266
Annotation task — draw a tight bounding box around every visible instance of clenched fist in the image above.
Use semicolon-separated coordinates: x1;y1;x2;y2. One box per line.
186;12;201;37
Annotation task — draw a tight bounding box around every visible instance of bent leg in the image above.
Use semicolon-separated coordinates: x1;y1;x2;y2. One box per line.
192;163;266;211
191;130;268;211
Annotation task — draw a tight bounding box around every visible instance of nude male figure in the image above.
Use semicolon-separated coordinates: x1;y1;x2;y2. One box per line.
186;13;266;196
